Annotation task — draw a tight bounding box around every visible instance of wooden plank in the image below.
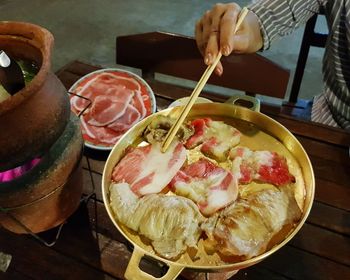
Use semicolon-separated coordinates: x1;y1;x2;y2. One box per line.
309;156;349;187
297;136;350;166
260;245;350;280
291;223;350;266
62;60;101;76
57;70;82;91
56;60;100;78
307;201;350;235
269;114;350;147
180;266;289;280
232;266;289;280
0;228;116;280
0;269;33;280
314;178;350;211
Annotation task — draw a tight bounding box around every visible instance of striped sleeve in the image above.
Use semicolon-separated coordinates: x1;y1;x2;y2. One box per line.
248;0;324;49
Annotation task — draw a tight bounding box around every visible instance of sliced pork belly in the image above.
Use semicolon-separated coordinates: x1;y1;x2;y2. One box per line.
71;73;134;112
81;113;123;144
107;104;141;132
112;141;187;196
185;118;241;162
169;158;238;216
229;147;295;186
202;187;302;259
87;94;133;127
131;90;147;119
70;75;99;112
109;182;205;259
70;72;152;147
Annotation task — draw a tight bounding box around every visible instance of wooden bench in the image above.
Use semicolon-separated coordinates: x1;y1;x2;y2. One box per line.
115;31;316;118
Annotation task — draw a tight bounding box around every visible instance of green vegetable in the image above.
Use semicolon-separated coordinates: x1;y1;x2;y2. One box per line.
16;60;39;84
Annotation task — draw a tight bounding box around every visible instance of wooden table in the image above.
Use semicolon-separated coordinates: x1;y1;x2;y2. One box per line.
1;61;349;280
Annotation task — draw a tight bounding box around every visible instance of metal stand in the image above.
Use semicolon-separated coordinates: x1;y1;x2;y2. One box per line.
0;153;97;247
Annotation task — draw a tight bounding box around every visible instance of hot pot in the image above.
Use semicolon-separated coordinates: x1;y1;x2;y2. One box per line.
102;101;315;279
0;21;83;234
0;21;70;171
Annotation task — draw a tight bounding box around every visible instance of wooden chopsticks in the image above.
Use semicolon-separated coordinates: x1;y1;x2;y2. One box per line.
161;7;249;153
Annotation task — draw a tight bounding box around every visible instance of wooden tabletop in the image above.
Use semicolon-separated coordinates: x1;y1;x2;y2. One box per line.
1;60;349;280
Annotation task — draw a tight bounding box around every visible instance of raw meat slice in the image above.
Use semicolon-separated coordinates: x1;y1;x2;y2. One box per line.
87;95;131;127
169;158;239;216
108;104;141;132
132;90;147;119
69;71;152;147
81;113;123;144
185;118;241;161
70;75;99;112
229;147;296;186
107;73;141;91
111;141;187;196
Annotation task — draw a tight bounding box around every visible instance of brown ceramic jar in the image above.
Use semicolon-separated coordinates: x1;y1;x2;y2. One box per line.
0;21;70;171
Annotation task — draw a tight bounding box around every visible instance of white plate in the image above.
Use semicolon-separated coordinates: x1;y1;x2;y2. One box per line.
68;68;156;151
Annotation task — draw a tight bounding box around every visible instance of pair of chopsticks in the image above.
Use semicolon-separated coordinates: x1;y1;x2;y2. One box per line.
161;7;249;153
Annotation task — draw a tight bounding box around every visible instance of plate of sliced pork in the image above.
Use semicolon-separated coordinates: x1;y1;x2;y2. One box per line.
102;101;315;279
69;68;156;150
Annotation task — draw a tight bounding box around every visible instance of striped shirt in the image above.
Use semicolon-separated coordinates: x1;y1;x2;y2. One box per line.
249;0;350;130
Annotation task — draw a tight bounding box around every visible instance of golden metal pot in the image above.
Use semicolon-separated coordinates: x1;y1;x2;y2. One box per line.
102;101;315;279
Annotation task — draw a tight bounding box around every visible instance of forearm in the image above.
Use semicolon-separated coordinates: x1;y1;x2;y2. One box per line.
248;0;324;49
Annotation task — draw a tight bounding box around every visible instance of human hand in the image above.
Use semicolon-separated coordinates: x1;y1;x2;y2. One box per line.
195;3;263;76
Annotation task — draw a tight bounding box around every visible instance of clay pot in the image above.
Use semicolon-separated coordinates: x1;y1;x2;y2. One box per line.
0;21;70;171
0;114;83;233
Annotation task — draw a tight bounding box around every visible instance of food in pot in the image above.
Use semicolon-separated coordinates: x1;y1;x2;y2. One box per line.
109;182;205;259
201;186;301;259
69;71;153;147
229;146;296;186
185;118;241;162
143;115;193;144
111;141;187;196
108;115;304;262
0;59;38;102
169;158;238;216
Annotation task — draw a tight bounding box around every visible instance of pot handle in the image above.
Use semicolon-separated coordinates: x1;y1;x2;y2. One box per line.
124;247;184;280
225;94;260;112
